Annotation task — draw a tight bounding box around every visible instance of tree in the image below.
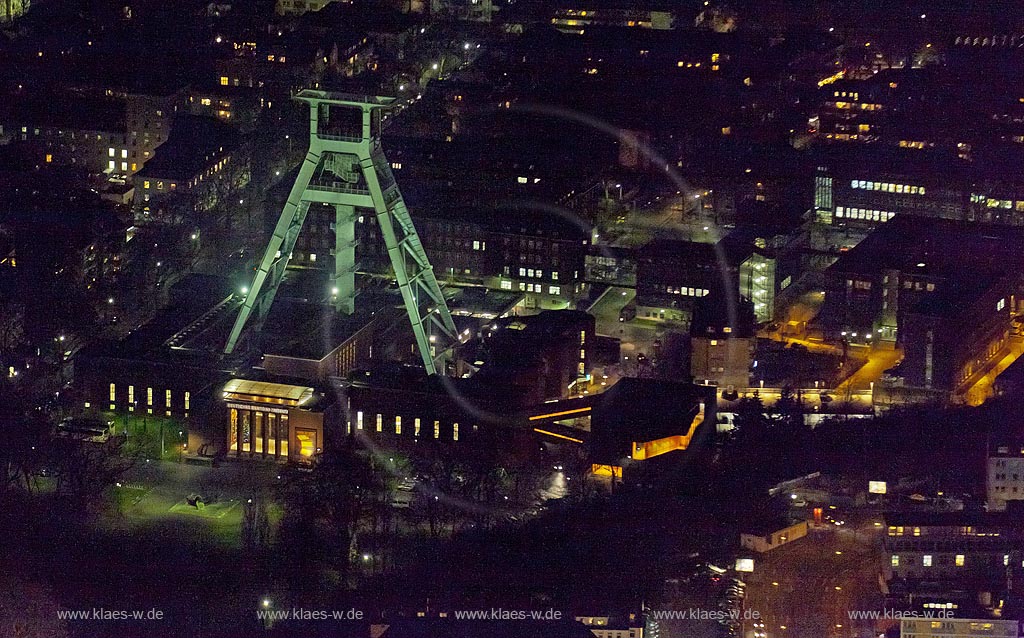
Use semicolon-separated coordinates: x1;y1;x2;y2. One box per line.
278;441;386;583
0;302;26;362
45;435;137;513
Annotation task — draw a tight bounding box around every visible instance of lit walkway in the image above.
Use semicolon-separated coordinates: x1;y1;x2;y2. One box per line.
959;337;1024;406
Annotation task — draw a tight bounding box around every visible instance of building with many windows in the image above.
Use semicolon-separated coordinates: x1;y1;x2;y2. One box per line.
133;115;248;220
820;216;1024;344
288;202;590;310
900;618;1020;638
0;87;181;179
987;442;1024;512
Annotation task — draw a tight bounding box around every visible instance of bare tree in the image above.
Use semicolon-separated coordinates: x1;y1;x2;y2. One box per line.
0;302;26;361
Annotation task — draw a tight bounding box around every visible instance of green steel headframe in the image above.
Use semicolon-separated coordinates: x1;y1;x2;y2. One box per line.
224;90;458;374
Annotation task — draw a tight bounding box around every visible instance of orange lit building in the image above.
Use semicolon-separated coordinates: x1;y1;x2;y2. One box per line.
589;378;716;476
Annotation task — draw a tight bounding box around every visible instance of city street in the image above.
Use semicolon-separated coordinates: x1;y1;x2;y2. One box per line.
741;515;885;638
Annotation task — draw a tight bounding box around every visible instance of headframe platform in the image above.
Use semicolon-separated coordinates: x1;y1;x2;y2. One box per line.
224;90;458;374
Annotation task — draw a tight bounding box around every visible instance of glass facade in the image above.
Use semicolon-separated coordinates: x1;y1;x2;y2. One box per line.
229;406;290;460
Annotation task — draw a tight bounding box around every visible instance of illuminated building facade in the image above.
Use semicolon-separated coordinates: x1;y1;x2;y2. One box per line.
883;512;1022;592
221;379;328;462
133;115;248;219
291;204;590;309
987;442;1024;512
900;618;1019;638
550;5;674;34
0;88;181;178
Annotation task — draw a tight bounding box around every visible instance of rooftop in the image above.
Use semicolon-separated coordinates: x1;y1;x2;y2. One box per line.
827;215;1024;278
137;115;241;180
222;379;314;406
1;91;126;132
884;510;1024;528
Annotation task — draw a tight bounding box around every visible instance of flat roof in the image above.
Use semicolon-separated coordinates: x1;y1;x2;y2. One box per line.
827;215;1024;278
223;379;314;406
261;286;408;361
884;510;1024;528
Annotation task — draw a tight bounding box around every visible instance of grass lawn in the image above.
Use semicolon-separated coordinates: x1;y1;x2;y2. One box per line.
169;498;240;519
100;411;188;461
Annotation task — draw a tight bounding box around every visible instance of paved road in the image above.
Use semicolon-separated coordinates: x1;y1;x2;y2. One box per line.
741;513;885;638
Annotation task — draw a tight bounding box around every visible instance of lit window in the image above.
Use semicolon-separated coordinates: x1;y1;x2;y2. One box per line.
500;280;512;290
109;148;115;157
376;414;382;432
395;416;402;435
121;162;127;171
166;389;172;408
45;153;53;163
185;391;190;410
309;253;316;262
955;554;964;567
891;555;899;567
453;422;459;441
414;418;421;437
923;555;932;567
128;386;134;404
147;387;153;406
109;383;116;402
434;421;440;439
220;76;229;86
121;149;127;159
356;411;363;429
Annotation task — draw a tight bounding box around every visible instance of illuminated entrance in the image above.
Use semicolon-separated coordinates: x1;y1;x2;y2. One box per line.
222;379;323;462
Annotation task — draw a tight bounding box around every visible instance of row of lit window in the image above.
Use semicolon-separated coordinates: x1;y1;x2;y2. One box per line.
902;280;935;291
352;412;472;441
835;206;895;222
518;267;555;280
108;160;136;173
831;101;881;111
664;286;710;297
107;384;190;414
851;180;925;194
500;280;561;295
971;194;1024;211
892;554;1012;568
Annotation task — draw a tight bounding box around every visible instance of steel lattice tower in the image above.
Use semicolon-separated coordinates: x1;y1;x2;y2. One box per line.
224;90;458;374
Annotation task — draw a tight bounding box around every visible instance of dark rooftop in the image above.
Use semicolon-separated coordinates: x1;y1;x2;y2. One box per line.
1;91;126;132
884;510;1024;528
378;618;596;638
827;215;1024;277
137;115;241;180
